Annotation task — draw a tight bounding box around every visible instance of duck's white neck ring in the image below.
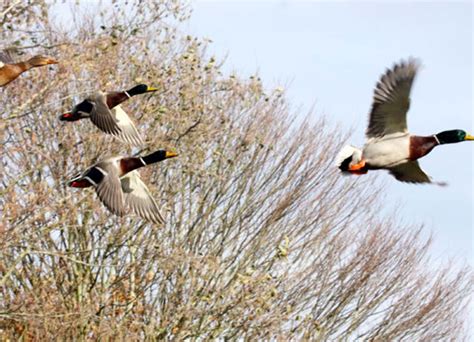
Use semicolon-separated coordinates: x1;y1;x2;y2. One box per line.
124;91;131;98
433;134;441;145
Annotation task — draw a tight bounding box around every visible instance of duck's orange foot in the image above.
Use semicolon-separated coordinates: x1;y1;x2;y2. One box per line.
349;169;368;175
348;159;366;171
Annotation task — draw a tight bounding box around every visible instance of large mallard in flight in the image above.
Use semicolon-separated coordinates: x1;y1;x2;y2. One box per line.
336;58;473;185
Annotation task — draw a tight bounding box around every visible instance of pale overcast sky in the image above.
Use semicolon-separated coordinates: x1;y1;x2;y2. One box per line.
187;1;473;265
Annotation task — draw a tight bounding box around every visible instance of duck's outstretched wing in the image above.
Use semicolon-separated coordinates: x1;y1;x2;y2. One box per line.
88;92;123;136
112;105;144;147
93;162;126;216
388;161;446;186
121;171;165;224
366;58;420;139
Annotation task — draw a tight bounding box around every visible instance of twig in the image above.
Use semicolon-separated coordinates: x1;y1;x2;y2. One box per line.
0;0;22;17
175;112;203;143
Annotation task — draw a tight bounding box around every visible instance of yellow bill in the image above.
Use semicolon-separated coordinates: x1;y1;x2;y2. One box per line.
146;86;159;92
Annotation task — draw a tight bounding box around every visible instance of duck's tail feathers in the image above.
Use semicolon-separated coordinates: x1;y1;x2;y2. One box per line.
335;145;362;172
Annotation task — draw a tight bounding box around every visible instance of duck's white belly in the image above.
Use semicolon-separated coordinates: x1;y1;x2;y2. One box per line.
362;135;410;169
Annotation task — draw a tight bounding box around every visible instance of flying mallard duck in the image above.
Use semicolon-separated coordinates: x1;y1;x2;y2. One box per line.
336;58;473;184
0;49;58;87
68;149;177;224
59;84;158;146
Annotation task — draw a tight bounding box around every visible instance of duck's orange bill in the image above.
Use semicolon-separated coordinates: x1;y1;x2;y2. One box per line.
465;134;474;141
47;58;59;65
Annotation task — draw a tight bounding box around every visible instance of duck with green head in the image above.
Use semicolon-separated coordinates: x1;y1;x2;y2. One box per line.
68;149;178;224
59;84;158;146
336;58;473;185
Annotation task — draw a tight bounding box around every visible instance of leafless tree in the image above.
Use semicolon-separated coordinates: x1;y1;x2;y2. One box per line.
1;1;472;340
